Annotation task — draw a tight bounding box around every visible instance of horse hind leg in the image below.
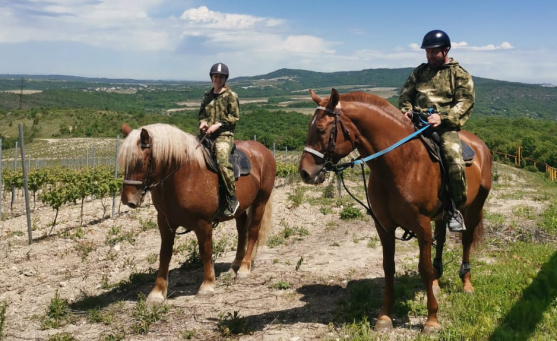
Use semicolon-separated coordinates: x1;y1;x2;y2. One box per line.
460;196;487;294
231;211;249;274
432;220;447;297
236;197;273;279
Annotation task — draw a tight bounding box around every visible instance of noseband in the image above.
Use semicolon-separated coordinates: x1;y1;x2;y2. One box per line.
122;142;154;196
303;105;351;170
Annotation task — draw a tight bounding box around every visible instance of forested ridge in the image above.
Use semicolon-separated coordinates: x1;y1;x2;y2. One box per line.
1;68;556;169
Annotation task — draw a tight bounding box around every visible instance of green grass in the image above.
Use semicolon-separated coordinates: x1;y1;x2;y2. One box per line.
440;242;557;340
326;164;557;339
0;301;7;341
328;242;557;340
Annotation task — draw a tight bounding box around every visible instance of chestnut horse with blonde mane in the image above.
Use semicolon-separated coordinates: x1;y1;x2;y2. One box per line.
299;89;492;333
118;123;276;301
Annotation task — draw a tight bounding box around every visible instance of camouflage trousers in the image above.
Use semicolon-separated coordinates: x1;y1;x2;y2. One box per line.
439;130;467;208
214;135;236;197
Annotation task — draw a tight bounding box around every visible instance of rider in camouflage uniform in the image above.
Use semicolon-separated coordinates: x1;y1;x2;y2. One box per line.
199;63;240;217
399;30;475;232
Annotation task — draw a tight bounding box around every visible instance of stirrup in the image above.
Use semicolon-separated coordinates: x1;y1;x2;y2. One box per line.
223;195;239;217
447;210;466;232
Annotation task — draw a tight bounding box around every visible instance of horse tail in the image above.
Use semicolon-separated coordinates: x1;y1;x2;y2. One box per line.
472;212;485;249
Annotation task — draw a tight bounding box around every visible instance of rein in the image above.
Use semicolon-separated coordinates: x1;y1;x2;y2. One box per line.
305;106;434;241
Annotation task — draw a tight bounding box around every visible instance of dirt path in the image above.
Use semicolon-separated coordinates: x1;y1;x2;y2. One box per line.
0;167;541;340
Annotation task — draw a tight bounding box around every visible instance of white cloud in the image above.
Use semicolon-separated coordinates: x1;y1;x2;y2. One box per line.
453;41;514;50
0;0;172;50
410;42;513;51
180;6;282;30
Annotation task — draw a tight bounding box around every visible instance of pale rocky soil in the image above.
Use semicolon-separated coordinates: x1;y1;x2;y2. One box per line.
0;164;550;340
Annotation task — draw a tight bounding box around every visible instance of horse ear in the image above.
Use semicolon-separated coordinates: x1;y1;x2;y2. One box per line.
121;124;132;137
309;89;321;105
140;128;151;145
330;88;339;108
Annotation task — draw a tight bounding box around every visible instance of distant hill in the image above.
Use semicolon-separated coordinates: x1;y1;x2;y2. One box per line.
233;67;414;88
233;68;557;120
1;68;556;120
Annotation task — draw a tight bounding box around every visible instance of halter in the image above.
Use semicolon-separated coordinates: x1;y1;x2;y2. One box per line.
303;105;351;170
122;142;155;197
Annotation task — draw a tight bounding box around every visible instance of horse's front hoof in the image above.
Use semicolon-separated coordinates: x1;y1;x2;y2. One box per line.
375;316;393;332
422;322;442;335
146;292;166;306
196;284;215;297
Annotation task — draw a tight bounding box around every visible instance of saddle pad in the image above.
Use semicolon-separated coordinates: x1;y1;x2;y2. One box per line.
419;135;476;166
203;144;251;179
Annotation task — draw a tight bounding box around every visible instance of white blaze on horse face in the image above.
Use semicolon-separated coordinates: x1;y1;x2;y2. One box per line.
310;115;318;127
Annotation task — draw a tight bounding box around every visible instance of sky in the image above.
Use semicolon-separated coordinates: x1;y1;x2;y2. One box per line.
1;0;556;85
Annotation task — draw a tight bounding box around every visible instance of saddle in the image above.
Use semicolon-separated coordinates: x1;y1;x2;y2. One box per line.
411;112;475;166
200;138;251;179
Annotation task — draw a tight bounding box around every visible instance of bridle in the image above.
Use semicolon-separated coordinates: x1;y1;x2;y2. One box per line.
122;142;155;197
122;141;189;198
303;105;351;171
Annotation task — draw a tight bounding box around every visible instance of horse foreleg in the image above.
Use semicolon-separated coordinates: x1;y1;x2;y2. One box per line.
432;220;447;296
376;226;396;331
417;227;441;334
231;211;249;275
147;214;176;305
195;223;216;297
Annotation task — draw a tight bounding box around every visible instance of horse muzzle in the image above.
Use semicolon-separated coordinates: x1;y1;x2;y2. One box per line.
121;187;145;208
299;164;327;184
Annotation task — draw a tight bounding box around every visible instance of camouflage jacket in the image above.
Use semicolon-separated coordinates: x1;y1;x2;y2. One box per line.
198;87;240;136
399;58;475;130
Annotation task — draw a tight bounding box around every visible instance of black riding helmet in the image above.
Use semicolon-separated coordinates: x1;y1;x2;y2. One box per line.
421;30;451;49
209;63;229;80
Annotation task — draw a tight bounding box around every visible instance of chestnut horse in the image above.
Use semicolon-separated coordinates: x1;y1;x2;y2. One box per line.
299;89;492;333
118;123;276;302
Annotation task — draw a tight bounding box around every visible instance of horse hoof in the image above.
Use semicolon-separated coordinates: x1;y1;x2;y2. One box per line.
236;268;250;280
375;317;393;332
422;322;441;335
196;284;215;297
146;292;165;306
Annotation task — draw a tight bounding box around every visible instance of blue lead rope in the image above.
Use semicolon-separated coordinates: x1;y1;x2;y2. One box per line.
334;123;431;171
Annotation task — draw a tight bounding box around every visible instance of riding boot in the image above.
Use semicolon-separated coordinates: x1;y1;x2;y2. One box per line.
446;166;467;232
447;207;466;232
223;194;239;217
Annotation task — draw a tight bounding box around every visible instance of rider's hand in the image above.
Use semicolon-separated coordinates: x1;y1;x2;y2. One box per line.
404;112;413;121
199;121;208;133
427;113;442;127
206;123;222;135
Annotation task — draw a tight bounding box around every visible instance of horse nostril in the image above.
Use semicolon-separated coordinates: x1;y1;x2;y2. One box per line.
127;203;137;209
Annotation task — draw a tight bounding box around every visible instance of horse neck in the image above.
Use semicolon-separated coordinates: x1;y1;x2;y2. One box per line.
344;103;416;160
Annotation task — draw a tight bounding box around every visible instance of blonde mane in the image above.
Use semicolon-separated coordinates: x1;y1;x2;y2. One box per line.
117;123;204;170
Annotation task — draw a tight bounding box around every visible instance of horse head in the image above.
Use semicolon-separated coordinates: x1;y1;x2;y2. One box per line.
118;125;155;208
299;88;354;184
